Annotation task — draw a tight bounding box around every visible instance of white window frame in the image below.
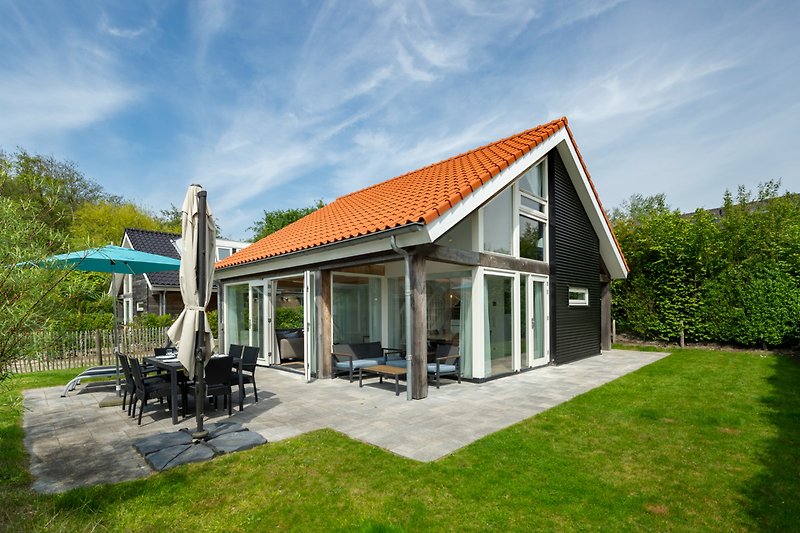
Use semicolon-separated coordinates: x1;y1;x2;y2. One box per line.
568;287;589;307
517;159;548;263
478;157;548;263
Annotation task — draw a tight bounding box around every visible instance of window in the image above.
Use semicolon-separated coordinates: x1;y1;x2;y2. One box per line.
568;287;589;306
217;247;232;260
479;158;547;260
482;188;513;254
518;161;547;261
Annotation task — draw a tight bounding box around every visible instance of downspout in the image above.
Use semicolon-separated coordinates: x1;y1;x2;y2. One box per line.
389;236;413;401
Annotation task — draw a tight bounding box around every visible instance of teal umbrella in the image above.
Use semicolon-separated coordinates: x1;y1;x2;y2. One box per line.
22;245;181;397
23;245;181;274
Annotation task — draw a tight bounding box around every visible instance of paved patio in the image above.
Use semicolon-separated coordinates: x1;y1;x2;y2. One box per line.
23;349;668;493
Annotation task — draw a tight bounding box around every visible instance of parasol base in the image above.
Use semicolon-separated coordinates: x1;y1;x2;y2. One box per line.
191;430;209;441
99;395;124;408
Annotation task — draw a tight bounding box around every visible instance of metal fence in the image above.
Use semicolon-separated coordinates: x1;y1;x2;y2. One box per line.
9;327;170;374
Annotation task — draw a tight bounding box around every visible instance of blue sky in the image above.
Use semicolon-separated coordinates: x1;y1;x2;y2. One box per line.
1;1;797;241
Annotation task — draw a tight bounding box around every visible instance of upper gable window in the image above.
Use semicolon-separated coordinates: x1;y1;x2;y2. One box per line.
482;188;513;255
479;158;548;261
518;160;547;261
519;163;545;201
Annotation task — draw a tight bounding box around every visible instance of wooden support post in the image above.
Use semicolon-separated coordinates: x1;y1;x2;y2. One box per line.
95;330;103;365
320;270;333;378
680;321;685;348
600;281;612;351
410;253;427;399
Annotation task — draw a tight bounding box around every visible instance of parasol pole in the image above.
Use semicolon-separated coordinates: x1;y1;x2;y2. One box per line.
113;291;121;396
193;189;209;439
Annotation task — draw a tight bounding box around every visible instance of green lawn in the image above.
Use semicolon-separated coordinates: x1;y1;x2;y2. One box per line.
2;349;798;532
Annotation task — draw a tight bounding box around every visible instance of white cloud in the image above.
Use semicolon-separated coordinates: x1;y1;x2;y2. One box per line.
0;16;138;142
99;13;155;39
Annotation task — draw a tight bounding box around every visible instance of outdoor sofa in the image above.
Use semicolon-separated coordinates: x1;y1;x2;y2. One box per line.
331;342;404;382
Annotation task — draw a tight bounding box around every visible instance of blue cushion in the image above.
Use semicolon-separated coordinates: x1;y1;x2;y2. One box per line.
335;359;382;369
427;363;457;373
385;359;406;368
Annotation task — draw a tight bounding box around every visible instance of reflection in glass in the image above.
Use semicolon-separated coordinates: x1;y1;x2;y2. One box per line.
225;284;249;347
519;215;545;261
519;163;545;198
332;276;381;344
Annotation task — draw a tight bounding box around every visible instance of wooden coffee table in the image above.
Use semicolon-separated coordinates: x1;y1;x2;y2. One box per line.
359;364;406;396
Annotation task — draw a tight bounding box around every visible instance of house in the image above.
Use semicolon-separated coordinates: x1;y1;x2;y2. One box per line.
214;117;628;399
118;228;249;324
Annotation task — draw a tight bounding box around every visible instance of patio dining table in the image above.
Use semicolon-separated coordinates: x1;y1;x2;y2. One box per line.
143;355;186;425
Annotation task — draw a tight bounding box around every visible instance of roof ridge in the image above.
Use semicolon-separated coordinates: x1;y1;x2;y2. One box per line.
336;117;568;202
125;227;180;238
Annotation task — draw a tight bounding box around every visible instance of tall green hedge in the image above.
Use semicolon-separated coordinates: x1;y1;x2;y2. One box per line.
611;182;800;348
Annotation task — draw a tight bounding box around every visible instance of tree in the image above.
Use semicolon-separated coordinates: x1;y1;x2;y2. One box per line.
0;150;105;233
69;201;179;248
249;200;324;242
611;181;800;347
0;155;74;380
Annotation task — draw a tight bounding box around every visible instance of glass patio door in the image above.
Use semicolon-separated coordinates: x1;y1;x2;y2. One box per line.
520;275;548;368
249;281;269;364
303;271;317;381
484;274;514;376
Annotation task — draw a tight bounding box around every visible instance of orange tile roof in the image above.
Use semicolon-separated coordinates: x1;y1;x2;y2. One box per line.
217;116;624;271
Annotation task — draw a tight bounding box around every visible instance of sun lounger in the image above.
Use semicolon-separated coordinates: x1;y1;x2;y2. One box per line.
61;365;119;396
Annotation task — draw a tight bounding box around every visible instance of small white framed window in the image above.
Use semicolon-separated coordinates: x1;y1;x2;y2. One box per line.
568;287;589;307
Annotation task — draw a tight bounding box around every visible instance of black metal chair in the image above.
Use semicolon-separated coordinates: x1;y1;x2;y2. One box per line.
129;356;173;425
184;356;234;417
118;353;168;417
232;346;260;411
228;344;244;359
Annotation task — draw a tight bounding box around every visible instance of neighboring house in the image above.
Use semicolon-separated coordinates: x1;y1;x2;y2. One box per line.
215;117;629;399
118;228;249;324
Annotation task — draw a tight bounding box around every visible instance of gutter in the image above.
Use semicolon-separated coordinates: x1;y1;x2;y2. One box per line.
389;236;413;401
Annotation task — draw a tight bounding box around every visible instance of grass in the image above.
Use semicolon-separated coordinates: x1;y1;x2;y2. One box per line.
2;348;799;531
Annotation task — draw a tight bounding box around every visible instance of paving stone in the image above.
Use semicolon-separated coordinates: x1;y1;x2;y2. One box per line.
207;430;266;454
163;442;216;470
144;443;193;471
134;431;193;455
204;421;246;438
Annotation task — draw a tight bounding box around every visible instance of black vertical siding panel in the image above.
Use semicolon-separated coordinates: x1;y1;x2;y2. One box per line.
549;150;601;363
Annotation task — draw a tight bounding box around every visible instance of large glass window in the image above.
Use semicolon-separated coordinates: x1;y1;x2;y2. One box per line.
482;188;513;255
518;160;547;261
480;159;547;261
388;270;474;378
332;275;382;344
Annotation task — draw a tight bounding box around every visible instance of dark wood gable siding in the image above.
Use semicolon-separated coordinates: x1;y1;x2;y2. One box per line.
548;149;601;363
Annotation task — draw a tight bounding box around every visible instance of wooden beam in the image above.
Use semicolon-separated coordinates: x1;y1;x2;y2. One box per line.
417;243;550;276
600;281;612;351
410;253;428;399
320;270;333;378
